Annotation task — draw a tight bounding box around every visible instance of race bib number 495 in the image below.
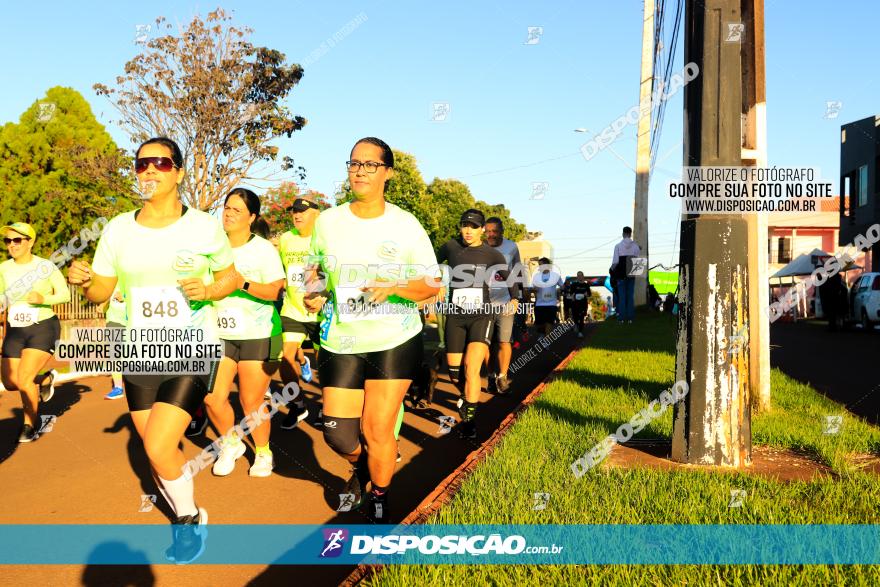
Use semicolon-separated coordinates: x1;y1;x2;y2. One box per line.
9;306;39;327
130;286;191;328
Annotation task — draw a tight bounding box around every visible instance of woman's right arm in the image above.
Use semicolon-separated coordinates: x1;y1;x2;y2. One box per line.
68;260;117;304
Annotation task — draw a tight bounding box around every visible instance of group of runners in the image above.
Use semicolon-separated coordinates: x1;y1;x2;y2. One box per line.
0;135;574;563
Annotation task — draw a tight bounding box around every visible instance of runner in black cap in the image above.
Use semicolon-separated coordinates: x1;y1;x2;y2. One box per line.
437;209;516;440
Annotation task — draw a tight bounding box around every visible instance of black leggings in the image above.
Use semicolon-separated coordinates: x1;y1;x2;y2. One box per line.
124;367;218;417
318;333;423;389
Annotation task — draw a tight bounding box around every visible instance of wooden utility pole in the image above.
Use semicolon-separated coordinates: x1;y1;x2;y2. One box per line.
671;0;753;466
633;0;655;306
741;0;771;412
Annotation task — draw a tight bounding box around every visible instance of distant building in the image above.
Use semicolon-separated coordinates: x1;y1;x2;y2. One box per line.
769;196;866;286
839;115;879;272
516;234;554;275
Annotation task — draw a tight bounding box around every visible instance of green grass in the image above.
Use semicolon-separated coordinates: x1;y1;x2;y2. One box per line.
367;311;880;586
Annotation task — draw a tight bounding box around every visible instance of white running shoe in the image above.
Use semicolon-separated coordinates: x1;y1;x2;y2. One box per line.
249;452;274;477
212;440;246;476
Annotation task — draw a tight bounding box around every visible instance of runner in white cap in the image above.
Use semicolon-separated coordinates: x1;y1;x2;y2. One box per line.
1;221;70;443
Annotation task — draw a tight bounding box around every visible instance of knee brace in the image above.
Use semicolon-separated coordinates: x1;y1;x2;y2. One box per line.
322;416;361;455
447;365;462;391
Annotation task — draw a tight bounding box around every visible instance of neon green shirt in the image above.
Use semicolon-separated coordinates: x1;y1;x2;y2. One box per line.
310;202;437;353
279;229;318;323
92;209;234;333
0;256;71;325
215;234;284;340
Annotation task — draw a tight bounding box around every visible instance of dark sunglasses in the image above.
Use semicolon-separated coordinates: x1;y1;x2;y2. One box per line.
3;237;30;245
135;157;177;173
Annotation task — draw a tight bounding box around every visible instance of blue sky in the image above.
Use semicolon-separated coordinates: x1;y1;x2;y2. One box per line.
2;0;877;276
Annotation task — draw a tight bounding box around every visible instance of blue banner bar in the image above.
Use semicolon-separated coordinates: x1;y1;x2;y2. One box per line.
2;525;880;565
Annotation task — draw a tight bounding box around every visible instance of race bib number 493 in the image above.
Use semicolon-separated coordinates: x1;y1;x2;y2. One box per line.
130;286;191;328
216;308;245;336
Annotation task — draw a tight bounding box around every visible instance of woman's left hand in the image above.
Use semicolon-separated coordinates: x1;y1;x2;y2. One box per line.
26;292;44;305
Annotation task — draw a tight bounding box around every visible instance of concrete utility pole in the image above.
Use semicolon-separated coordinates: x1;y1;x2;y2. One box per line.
741;0;771;413
671;0;754;466
633;0;655;306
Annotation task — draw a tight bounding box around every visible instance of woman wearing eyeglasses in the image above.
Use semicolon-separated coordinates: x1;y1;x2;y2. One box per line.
68;137;238;564
303;137;440;523
1;222;71;443
203;188;285;478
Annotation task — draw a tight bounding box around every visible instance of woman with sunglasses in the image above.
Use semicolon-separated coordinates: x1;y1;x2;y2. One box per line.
204;188;285;478
303;137;440;523
1;222;70;443
68;137;238;564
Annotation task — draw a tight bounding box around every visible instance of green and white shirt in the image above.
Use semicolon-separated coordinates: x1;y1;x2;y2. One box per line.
215;234;284;340
0;256;70;326
310;202;438;354
92;208;234;334
279;229;319;324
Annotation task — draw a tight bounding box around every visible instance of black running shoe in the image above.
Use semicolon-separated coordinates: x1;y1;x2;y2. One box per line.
18;424;37;443
487;373;498;394
280;404;309;430
165;507;208;564
185;407;209;437
342;470;367;510
39;369;58;403
368;491;389;524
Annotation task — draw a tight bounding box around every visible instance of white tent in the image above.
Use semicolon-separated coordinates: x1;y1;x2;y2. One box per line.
771;248;830;279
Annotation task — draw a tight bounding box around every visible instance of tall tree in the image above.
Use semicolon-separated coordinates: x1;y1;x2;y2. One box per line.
427;178;476;243
384;150;438;241
94;8;307;211
475;200;527;243
0;87;137;259
262;181;329;236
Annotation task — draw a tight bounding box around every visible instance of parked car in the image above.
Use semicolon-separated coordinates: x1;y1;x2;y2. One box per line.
847;272;880;330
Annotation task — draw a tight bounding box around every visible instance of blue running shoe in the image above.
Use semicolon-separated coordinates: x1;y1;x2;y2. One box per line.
105;386;124;400
301;357;313;383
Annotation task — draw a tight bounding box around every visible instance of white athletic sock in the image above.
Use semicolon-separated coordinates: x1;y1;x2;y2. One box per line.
158;473;198;518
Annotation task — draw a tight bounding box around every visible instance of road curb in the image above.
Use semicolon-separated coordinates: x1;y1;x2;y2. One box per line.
340;328;588;587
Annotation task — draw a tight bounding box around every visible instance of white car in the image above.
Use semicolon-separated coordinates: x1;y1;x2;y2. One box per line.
850;272;880;330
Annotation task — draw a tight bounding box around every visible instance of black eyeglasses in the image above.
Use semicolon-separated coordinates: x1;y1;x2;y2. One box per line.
346;160;388;174
4;237;30;245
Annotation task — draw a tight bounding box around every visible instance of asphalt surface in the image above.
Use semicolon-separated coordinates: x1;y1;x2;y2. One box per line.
770;319;879;423
0;322;580;586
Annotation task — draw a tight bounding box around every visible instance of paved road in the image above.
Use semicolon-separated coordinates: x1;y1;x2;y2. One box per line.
770;319;879;423
0;323;579;586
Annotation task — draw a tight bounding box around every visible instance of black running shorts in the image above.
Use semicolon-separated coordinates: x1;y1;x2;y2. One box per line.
222;335;282;362
444;312;494;355
318;332;423;389
1;315;61;358
123;365;218;417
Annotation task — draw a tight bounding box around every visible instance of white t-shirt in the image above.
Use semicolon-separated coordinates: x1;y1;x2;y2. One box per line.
533;271;561;307
92;208;234;334
310;202;438;354
489;238;521;305
215;234;285;340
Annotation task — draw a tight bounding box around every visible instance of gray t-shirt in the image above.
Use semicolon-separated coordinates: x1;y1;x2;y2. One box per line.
489;238;522;304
